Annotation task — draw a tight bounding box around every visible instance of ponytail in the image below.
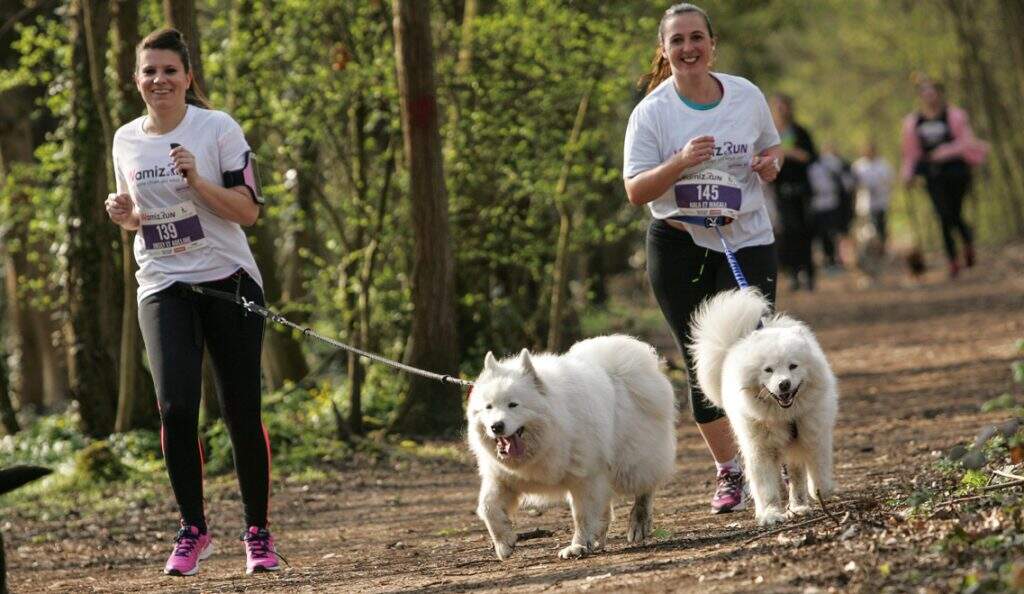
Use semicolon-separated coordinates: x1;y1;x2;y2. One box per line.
637;46;672;96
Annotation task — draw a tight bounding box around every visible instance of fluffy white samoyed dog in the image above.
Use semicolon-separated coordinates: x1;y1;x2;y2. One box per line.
689;288;838;527
467;335;676;560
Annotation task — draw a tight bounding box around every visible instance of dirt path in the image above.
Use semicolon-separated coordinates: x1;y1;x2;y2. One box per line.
7;244;1024;593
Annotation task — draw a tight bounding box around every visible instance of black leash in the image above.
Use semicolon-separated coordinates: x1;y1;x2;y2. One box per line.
188;284;473;389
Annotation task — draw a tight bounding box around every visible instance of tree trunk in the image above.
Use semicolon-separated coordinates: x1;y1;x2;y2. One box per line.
162;0;205;92
160;0;224;423
0;1;67;414
547;82;594;353
389;0;462;436
67;0;120;437
111;0;158;431
225;0;308;391
0;289;19;434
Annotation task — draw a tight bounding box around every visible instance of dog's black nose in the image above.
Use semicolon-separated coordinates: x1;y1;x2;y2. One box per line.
490;421;505;436
778;379;791;392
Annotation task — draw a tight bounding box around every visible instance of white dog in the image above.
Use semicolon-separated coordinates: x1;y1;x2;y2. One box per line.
467;335;676;560
689;289;838;527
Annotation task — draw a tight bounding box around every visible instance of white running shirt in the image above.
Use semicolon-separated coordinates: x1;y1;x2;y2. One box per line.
623;73;780;251
852;156;893;214
112;106;263;303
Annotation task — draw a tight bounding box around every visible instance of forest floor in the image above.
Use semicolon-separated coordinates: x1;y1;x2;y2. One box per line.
5;242;1024;593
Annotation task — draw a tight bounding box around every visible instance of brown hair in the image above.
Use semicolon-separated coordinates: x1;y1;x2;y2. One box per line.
136;28;210;109
636;3;715;95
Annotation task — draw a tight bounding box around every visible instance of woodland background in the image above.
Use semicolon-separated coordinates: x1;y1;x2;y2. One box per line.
1;0;1022;451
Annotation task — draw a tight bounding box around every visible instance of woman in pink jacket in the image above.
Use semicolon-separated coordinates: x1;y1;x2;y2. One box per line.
900;79;988;278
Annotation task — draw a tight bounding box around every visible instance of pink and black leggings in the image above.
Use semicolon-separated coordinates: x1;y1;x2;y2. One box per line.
138;269;271;532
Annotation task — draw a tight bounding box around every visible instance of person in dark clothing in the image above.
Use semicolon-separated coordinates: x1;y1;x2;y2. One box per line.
770;94;818;291
900;79;988;278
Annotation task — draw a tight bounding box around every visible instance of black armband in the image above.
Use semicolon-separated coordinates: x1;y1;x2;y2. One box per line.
223;150;264;205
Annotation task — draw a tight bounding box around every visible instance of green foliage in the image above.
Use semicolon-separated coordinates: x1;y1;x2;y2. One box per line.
0;409;86;468
980;393;1016;413
74;441;128;483
4;0;1024;441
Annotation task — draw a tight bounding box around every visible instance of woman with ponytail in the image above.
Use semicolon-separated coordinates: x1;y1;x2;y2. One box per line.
623;4;783;515
105;28;282;576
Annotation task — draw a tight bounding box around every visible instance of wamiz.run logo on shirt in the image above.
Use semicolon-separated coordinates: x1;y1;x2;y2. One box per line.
714;141;749;157
127;161;184;188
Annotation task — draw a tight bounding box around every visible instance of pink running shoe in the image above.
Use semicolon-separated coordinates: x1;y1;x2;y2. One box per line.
711;467;748;514
241;526;281;574
164;524;213;576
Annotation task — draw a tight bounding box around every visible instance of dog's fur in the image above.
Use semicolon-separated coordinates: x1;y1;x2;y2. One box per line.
689;289;838;526
467;335;676;560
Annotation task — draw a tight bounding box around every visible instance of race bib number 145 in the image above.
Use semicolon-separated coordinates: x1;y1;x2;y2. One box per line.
673;168;742;220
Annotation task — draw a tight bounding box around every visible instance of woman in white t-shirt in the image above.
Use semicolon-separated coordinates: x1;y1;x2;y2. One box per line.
852;141;893;247
105;28;281;577
624;3;782;515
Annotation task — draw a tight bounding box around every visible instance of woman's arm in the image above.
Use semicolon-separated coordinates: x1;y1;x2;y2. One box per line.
625;135;715;206
929;107;989;166
171;145;260;226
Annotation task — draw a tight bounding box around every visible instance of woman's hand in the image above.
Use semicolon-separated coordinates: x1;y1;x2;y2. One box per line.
105;192;138;228
751;155;780;183
170;145;200;185
677;135;716;170
752;146;783;183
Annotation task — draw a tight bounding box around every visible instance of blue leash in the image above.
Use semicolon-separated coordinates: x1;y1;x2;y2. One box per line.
713;225;749;289
676;215;750;288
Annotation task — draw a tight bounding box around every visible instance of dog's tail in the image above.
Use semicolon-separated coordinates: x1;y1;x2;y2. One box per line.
567;335;675;419
688;288;771;408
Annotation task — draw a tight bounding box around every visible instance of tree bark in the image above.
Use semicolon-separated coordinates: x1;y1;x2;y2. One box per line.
224;0;309;391
111;0;158;431
547;82;594;353
389;0;462;436
67;0;120;437
162;0;205;92
0;289;19;434
0;0;67;414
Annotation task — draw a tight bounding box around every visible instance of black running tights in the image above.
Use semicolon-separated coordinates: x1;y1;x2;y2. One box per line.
138;270;270;531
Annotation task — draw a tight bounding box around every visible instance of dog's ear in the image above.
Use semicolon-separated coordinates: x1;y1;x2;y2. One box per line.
517;349;546;394
484;351;498;371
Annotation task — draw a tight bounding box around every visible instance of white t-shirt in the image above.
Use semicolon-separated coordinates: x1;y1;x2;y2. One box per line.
852;156;892;214
112;106;263;303
623;73;781;251
808;161;839;213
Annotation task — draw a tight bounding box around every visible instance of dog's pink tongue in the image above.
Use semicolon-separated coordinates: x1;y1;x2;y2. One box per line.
507;433;524;457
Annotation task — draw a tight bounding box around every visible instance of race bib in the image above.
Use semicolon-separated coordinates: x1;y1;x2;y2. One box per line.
673;168;743;220
139;201;208;257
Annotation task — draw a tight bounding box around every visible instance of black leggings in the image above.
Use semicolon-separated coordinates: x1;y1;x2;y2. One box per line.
139;269;270;531
646;220;778;424
924;170;973;262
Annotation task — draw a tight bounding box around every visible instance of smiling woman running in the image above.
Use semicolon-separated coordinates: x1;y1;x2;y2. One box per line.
106;28;281;577
624;3;783;514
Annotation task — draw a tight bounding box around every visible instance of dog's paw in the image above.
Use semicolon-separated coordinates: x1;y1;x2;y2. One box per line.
627;519;651;544
813;484;835;501
756;508;787;527
492;535;517;561
786;503;812;517
557;543;590;559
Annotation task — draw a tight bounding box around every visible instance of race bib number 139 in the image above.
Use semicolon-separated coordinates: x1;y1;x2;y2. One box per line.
139;201;208;257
